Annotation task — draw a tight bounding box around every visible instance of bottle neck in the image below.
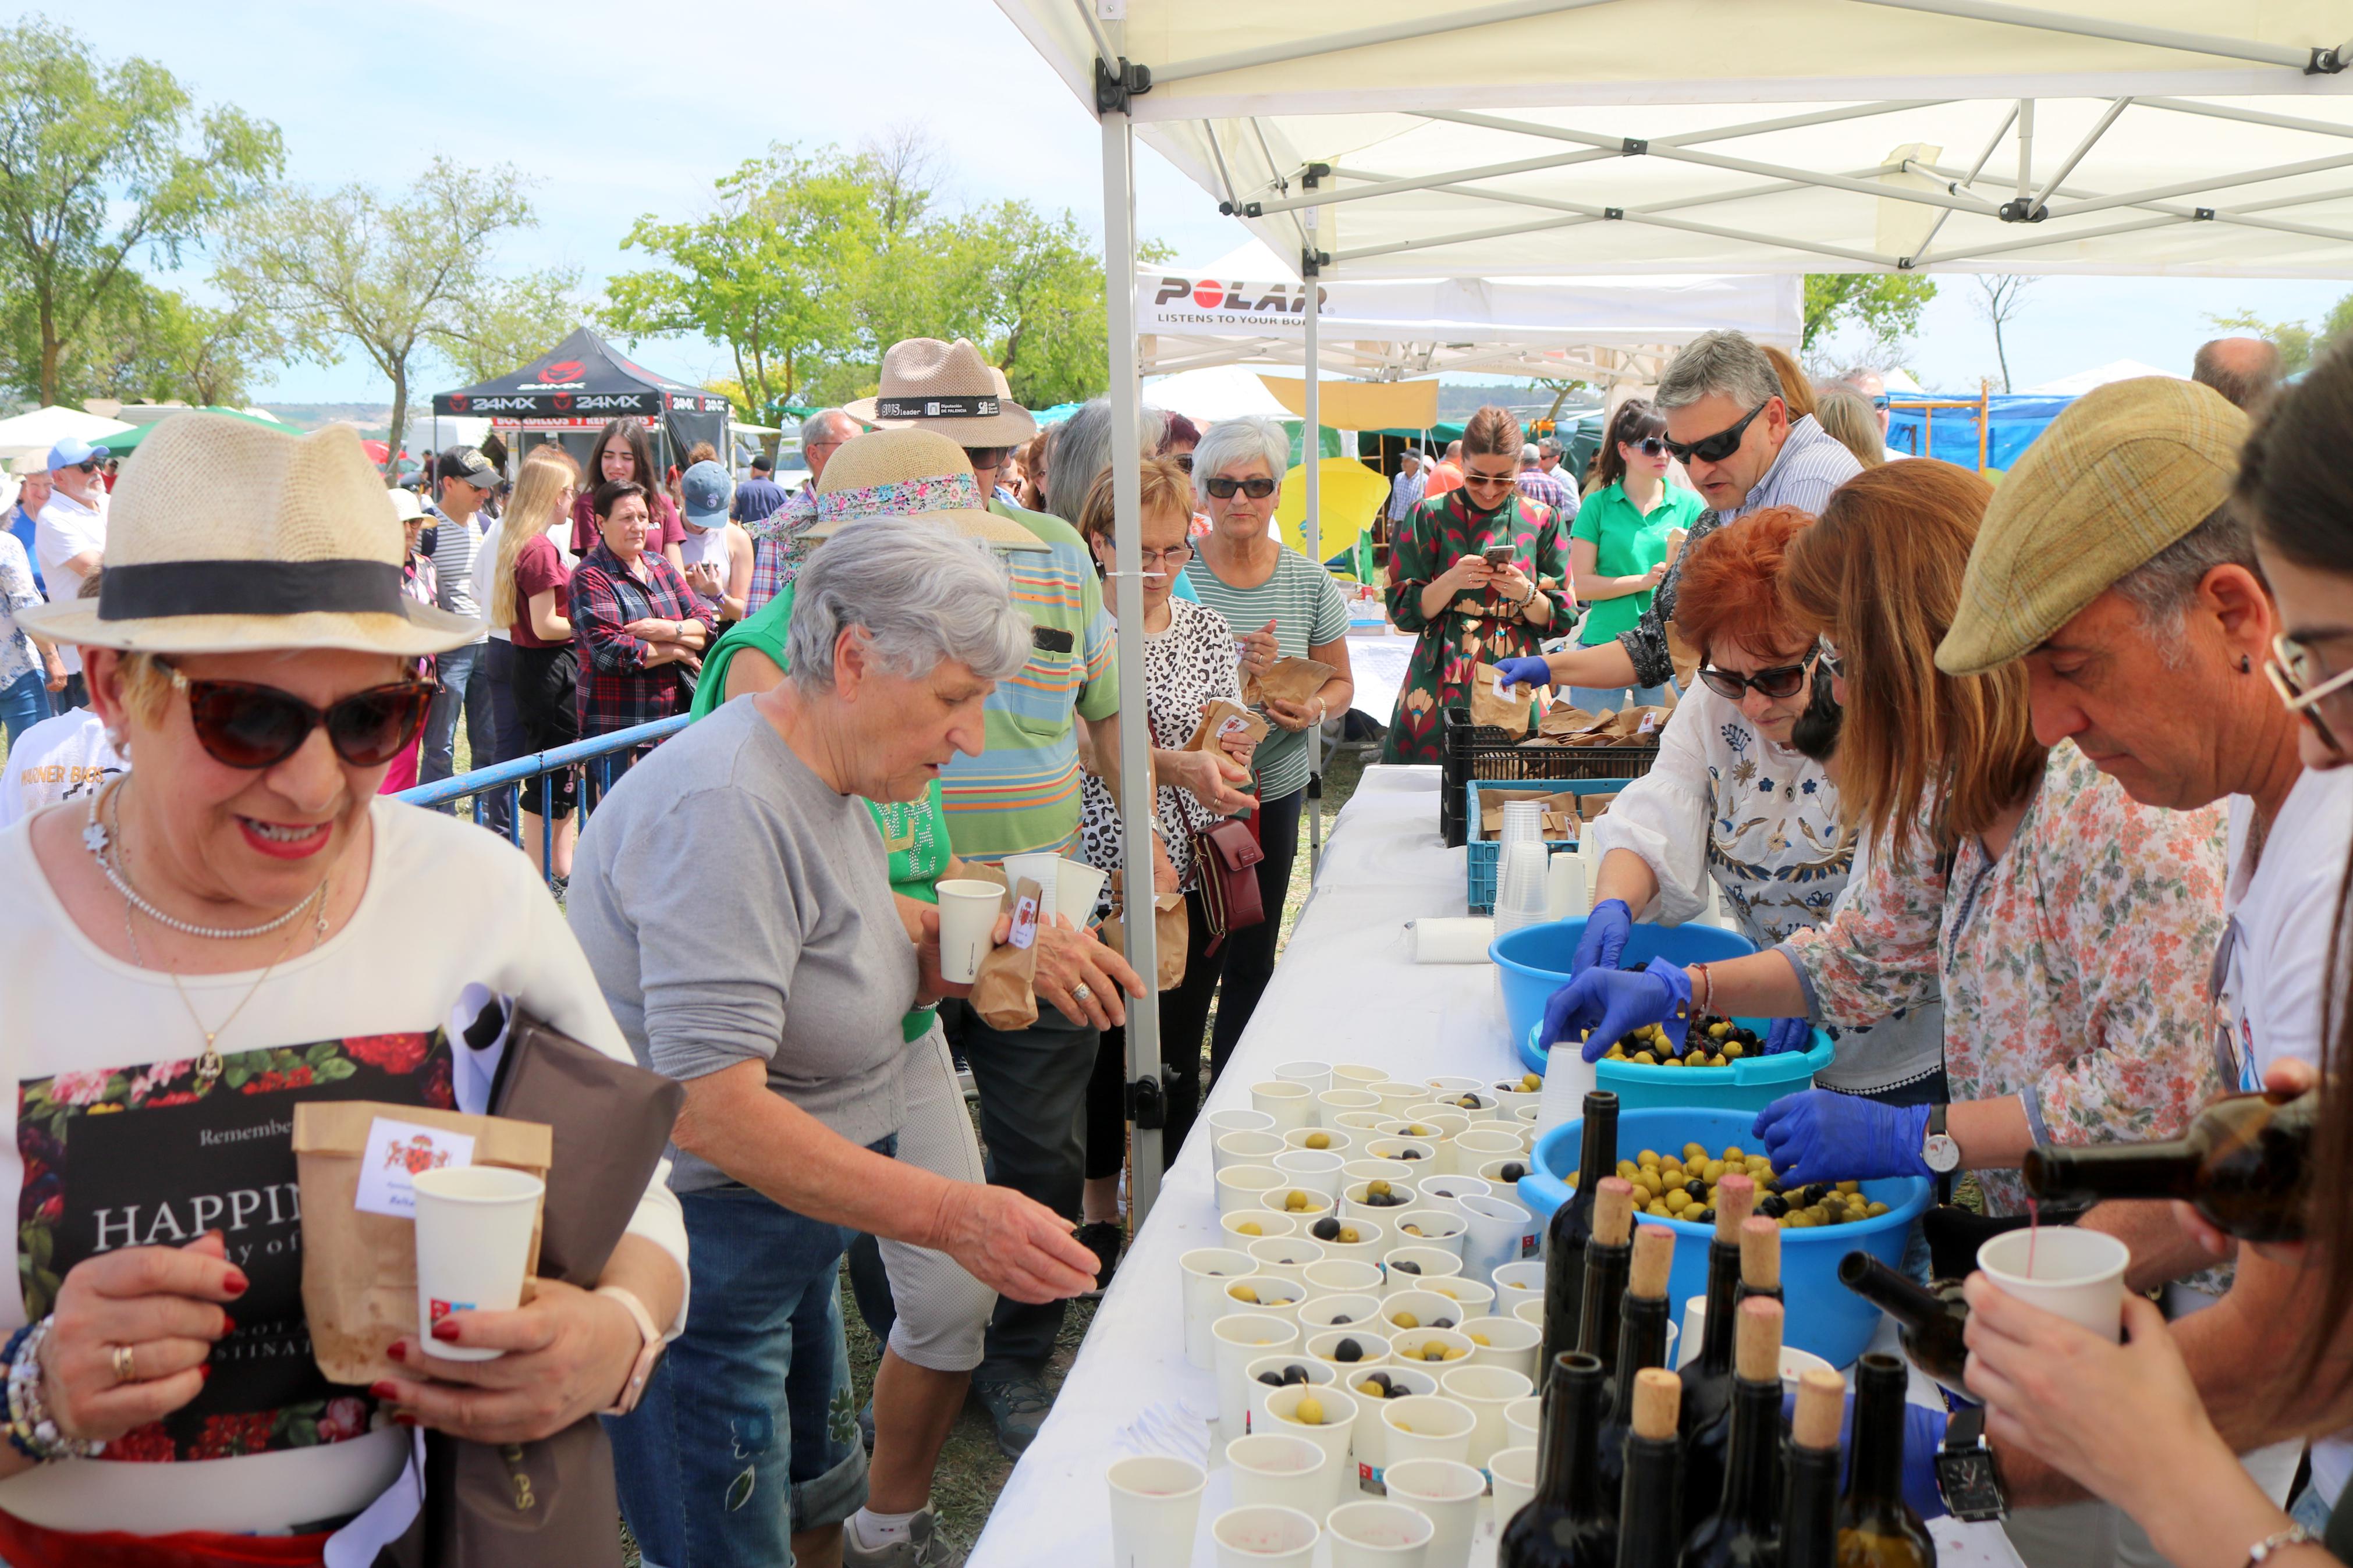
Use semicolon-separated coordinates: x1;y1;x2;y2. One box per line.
1577;1242;1631;1361
1576;1105;1620;1190
1616;1435;1682;1568
1537;1366;1606;1516
1846;1373;1910;1512
1779;1442;1843;1568
1842;1254;1955;1334
1610;1295;1671;1412
2027;1140;2199;1204
1699;1240;1740;1372
1720;1377;1783;1531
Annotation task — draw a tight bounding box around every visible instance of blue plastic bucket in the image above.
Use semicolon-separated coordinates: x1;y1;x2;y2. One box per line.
1514;1105;1930;1368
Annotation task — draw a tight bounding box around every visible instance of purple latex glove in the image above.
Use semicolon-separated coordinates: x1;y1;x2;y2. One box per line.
1764;1015;1815;1055
1543;957;1693;1061
1780;1388;1953;1520
1492;655;1553;690
1751;1089;1933;1189
1573;899;1632;975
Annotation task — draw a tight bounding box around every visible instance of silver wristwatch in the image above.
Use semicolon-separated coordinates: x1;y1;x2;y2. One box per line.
1922;1103;1961;1175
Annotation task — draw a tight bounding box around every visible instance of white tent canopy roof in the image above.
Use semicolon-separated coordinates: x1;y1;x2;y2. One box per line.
1000;1;2353;276
1140;363;1298;419
0;404;135;465
2026;355;2190;392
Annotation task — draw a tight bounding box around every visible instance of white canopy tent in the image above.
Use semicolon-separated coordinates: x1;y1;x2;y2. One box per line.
0;405;136;468
994;0;2352;1218
2027;354;2191;392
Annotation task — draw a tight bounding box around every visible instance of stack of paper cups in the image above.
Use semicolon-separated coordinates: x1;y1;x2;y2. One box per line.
1544;851;1589;923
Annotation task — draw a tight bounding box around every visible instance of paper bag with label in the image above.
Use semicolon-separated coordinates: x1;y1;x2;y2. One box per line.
1103;872;1189;991
1663;618;1703;690
1470;662;1547;736
1186;698;1271;755
1243;656;1337;709
970;876;1045;1030
293;1100;551;1387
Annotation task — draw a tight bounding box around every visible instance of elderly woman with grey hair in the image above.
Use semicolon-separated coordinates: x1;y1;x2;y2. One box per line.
570;516;1098;1568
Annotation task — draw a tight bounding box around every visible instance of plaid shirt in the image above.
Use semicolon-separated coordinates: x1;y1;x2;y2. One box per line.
744;486;819;614
1516;467;1578;521
569;542;717;736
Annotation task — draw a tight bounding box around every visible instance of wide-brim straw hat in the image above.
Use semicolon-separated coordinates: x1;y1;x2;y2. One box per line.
18;413;486;658
845;337;1038;445
803;428;1048;553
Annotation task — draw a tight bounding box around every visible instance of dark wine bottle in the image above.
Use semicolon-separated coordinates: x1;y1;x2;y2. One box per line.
1577;1178;1638;1381
1677;1297;1786;1568
2022;1087;2316;1243
1596;1222;1677;1526
1778;1367;1846;1568
1836;1353;1938;1567
1615;1367;1684;1568
1503;1350;1617;1568
1838;1251;1968;1395
1734;1217;1782;1309
1677;1173;1755;1538
1546;1090;1623;1378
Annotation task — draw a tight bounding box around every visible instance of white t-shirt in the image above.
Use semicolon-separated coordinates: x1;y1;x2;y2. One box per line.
2216;766;2353;1089
475;516;510;641
33;490;104;675
0;707;123;829
0;799;687;1535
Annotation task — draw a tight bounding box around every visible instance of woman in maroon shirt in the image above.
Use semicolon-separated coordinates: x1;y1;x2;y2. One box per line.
489;447;583;880
569;418;685;570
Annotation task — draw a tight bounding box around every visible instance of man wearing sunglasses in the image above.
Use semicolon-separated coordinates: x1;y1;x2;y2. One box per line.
32;437;111;710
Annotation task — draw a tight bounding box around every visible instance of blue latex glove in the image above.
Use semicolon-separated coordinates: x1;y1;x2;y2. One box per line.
1543;957;1694;1061
1763;1015;1815;1055
1572;899;1632;975
1751;1090;1933;1188
1780;1388;1952;1520
1492;655;1553;690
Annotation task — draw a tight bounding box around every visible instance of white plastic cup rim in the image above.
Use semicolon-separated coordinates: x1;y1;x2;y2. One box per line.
1183;1247;1257;1278
1456;1129;1525;1154
1275;1060;1333;1083
411;1165;542;1204
1266;1381;1360;1432
1248;1239;1326;1270
1215;1313;1301;1350
1212;1504;1320;1555
1228;1432;1327;1475
1210;1108;1279;1135
1465;1315;1542;1349
1219;1165;1285;1195
1303;1261;1385;1295
1109;1453;1208;1500
1218;1131;1289;1165
1382;1246;1464;1279
1299;1292;1383;1329
1978;1226;2132;1338
1223;1211;1296;1242
1252;1081;1312;1101
1492;1261;1546;1293
1381;1456;1487;1505
1418;1175;1493;1201
1424;1277;1496;1312
1273;1150;1346;1174
1392;1209;1466;1242
1308;1328;1393;1364
1440;1364;1534;1403
1380;1395;1475;1439
1225;1274;1304;1311
1326;1501;1435;1551
1511;1296;1545;1328
1490;1445;1539;1485
1364;1140;1437;1165
1318;1089;1382;1110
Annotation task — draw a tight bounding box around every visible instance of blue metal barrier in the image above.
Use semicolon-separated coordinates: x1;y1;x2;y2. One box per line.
391;715;690;884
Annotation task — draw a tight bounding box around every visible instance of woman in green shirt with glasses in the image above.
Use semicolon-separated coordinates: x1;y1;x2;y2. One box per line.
1564;397;1703;712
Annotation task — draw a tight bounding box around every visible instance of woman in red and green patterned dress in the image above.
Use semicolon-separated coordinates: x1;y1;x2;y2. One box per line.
1382;404;1574;760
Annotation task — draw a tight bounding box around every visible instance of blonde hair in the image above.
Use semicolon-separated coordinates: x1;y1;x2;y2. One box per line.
489;447;581;628
1078;458;1195;559
1814;391;1886;468
1762;346;1818;420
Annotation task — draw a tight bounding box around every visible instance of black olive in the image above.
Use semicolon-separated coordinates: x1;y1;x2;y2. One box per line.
1685;1179;1708;1200
1330;1314;1352;1325
1366;1370;1394;1391
1500;1162;1527;1183
1759;1193;1789;1218
1334;1338;1364;1362
1311;1217;1341;1240
1802;1183;1833;1207
1258;1371;1284;1386
1399;1150;1424;1161
1432;1317;1455;1330
1282;1364;1309;1385
1393;1260;1422;1275
1691;1207;1715;1225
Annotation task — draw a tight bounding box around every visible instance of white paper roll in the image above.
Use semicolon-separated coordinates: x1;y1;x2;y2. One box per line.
1408;918;1495;963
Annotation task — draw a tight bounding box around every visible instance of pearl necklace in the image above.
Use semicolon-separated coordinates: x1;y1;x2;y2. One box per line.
83;776;328;941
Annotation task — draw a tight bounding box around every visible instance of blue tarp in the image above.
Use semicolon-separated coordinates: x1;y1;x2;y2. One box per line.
1886;394;2074;473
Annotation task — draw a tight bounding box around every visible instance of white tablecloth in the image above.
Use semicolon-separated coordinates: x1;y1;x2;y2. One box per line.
1344;631;1415;728
967;766;2023;1568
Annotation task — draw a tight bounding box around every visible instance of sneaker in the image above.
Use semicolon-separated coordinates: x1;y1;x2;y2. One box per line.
1076;1220;1124;1299
857;1398;876;1452
843;1508;966;1568
971;1374;1055;1459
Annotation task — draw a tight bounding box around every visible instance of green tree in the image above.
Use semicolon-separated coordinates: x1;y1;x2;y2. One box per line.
0;20;281;402
218;157;548;477
2319;292;2353;355
0;275;278;407
439;265;585;385
2206;308;2315;374
1801;273;1937;354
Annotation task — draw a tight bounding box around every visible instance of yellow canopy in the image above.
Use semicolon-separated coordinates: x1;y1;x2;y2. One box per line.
1275;455;1390;560
1257;376;1439;432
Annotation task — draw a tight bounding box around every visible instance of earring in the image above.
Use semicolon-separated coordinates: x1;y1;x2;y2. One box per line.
2240;655;2253;674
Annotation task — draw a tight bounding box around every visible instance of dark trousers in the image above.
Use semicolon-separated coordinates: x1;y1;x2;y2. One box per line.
510;642;579;819
1085;886;1228;1181
1208;784;1305;1076
942;1000;1096;1379
480;638;520;835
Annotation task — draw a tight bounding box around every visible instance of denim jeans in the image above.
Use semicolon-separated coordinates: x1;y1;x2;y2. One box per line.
420;639;496;811
606;1157;886;1567
0;667;49;754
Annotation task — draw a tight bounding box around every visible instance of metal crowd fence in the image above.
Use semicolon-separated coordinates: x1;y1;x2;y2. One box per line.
390;715;690;885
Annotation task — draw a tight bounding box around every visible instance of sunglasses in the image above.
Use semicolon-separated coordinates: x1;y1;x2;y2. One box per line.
169;666;437;770
1204;475;1277;500
1462;467;1518;489
1662;400;1773;465
1170;453;1194;474
1816;637;1846;681
1626;436;1669;457
1697;646;1819;702
2266;633;2353;755
1871;394;1891;410
964;446;1012;471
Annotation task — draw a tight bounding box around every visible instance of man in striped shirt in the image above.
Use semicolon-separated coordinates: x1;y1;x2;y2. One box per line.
419;445;502;817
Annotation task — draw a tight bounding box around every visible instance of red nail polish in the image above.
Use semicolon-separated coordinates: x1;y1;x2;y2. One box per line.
431;1320;461;1342
370;1381;400;1400
393;1413;420;1428
386;1341;405;1362
222;1271;249;1297
198;1363;211;1382
218;1313;235;1336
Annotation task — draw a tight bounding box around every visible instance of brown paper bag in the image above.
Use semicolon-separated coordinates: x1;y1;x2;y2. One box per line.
294;1100;552;1387
1470;662;1546;736
1103;874;1189;991
971;876;1045;1030
1187;699;1271;753
1244;656;1337;709
1538;703;1602;737
1663;618;1703;691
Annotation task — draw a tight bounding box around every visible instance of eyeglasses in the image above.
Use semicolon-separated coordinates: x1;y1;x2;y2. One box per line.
168;666;437;770
1662;400;1774;465
1462;467;1519;490
1170;453;1194;474
2266;633;2353;755
1697;647;1819;702
69;460;97;475
1816;637;1846;681
1136;545;1195;567
1626;436;1669;457
1871;394;1891;411
1204;475;1277;500
964;446;1012;471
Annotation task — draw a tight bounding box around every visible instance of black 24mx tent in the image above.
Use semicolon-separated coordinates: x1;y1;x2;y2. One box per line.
431;325;731;474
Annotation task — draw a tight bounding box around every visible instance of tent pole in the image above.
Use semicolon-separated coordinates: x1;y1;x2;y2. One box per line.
1304;251;1323;880
1101;104;1164;1224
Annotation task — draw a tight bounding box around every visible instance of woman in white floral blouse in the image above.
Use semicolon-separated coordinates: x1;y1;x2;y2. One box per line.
1544;461;2227;1229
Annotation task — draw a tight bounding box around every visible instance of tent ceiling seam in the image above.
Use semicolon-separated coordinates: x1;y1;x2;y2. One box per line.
1147;0;1631;86
1839;0;2319;72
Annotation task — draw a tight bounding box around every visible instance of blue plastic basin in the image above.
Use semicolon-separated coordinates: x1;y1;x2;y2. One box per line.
1515;1105;1930;1368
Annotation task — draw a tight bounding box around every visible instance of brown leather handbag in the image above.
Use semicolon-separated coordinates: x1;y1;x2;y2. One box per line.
1191;815;1268;956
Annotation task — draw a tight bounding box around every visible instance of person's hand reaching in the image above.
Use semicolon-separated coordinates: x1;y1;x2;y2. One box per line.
1492;655;1554;691
929;1183;1099;1304
1751;1091;1930;1189
1542;957;1691;1061
1572;899;1632;973
1763;1015;1815;1055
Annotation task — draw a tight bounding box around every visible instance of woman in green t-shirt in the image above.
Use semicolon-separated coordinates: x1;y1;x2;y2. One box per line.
1565;397;1703;712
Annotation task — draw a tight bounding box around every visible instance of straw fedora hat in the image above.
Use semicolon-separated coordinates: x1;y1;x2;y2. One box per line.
803;429;1048;552
17;413;485;657
845;338;1038;445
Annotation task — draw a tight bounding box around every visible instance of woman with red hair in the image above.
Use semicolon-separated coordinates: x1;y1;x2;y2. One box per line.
1576;507;1947;1100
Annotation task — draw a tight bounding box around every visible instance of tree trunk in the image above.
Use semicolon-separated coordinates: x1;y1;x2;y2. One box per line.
38;295;59;407
385;368;409;488
1545;382;1575;423
1993;325;2013;394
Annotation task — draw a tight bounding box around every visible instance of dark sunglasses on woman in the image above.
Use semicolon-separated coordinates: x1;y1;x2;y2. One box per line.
1662;399;1773;465
1627;436;1669;457
167;664;437;769
1204;475;1277;500
1697;645;1819;702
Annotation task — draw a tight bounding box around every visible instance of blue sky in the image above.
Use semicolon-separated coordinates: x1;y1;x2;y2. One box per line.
29;0;2349;402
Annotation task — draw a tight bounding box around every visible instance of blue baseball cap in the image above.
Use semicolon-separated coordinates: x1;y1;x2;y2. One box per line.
680;460;732;527
46;437;109;471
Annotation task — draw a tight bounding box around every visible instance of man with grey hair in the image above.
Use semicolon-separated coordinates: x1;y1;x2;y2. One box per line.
2192;336;2284;411
745;407;864;614
1386;447;1426;523
1516;436;1577;520
1039;396;1165;534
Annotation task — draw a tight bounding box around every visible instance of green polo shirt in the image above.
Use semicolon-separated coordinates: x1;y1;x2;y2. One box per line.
1571;479;1705;643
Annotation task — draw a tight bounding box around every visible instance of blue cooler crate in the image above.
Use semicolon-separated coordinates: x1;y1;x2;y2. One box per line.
1516;1105;1931;1368
1464;778;1635;915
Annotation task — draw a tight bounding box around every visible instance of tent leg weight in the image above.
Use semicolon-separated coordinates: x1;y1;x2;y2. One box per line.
1127;1072;1169;1131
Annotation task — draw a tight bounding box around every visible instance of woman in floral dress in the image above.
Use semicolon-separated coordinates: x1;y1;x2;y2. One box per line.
1382;405;1574;760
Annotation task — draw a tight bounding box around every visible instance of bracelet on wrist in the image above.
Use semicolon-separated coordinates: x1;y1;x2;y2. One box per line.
6;1317;103;1462
2244;1525;2320;1566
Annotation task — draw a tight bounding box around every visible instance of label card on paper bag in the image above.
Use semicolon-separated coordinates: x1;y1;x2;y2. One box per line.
353;1117;475;1218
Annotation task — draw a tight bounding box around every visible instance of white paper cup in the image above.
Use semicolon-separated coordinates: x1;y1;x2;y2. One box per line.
1978;1226;2132;1340
1213;1503;1319;1567
1489;1445;1539;1530
1425;1075;1483;1096
1002;852;1063;924
1183;1247;1258;1369
932;879;1004;985
413;1165;543;1361
1344;1157;1414;1186
1210;1107;1279;1139
1244;1356;1338;1443
1335;1111;1393;1135
1383;1457;1483;1568
1425;1276;1496;1322
1347;1364;1439;1492
1678;1295;1707;1368
1251;1080;1315;1131
1299;1292;1384;1336
1781;1345;1837;1390
1400;1110;1471;1143
1390;1328;1478;1378
1303;1260;1386;1302
1381;1247;1463;1295
1316;1215;1387;1266
1273;1149;1348;1200
1264;1381;1361;1506
1285;1126;1355;1159
1440;1363;1534;1470
1380;1290;1468;1337
1056;857;1109;927
1456;1128;1524;1166
1457;1193;1538;1283
1364;1137;1438;1170
1477;1158;1532;1189
1261;1185;1335;1222
1368;1082;1428;1116
1463;1314;1543;1384
1504;1395;1540;1452
1247;1236;1328;1285
1223;1274;1305;1326
1380;1394;1476;1469
1216;1314;1303;1442
1223;1210;1297;1244
1228;1432;1335;1514
1316;1088;1382;1127
1511;1296;1545;1329
1413;1174;1493;1220
1332;1064;1386;1091
1275;1059;1335;1096
1344;1179;1417;1223
1218;1129;1290;1174
1391;1209;1468;1258
1308;1327;1393;1371
1218;1164;1286;1218
1328;1500;1435;1567
1491;1260;1546;1299
1109;1454;1208;1568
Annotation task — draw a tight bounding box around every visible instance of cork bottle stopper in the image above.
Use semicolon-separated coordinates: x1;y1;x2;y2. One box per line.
1630;1222;1676;1298
1713;1173;1756;1240
1740;1216;1781;1290
1793;1368;1845;1450
1593;1176;1635;1247
1734;1296;1784;1383
1632;1368;1681;1441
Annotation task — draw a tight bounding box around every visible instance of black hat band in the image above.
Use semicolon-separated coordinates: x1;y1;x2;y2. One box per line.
100;559;407;621
876;395;1000;419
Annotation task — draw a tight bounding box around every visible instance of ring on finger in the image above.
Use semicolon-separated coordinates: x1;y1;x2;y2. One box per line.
1070;982;1094;1004
109;1343;136;1385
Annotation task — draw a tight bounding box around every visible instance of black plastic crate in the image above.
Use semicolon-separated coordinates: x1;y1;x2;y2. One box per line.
1439;705;1660;847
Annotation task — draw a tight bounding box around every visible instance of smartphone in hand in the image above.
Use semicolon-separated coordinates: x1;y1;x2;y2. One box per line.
1482;543;1514;567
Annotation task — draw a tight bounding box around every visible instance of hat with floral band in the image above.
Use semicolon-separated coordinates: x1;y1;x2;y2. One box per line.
845;337;1038;446
802;428;1048;552
17;412;485;657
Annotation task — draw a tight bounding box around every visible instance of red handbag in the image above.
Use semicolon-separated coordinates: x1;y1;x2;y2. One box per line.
1191;815;1267;955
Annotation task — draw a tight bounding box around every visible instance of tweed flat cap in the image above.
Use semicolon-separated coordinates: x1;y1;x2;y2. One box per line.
1937;376;2249;675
